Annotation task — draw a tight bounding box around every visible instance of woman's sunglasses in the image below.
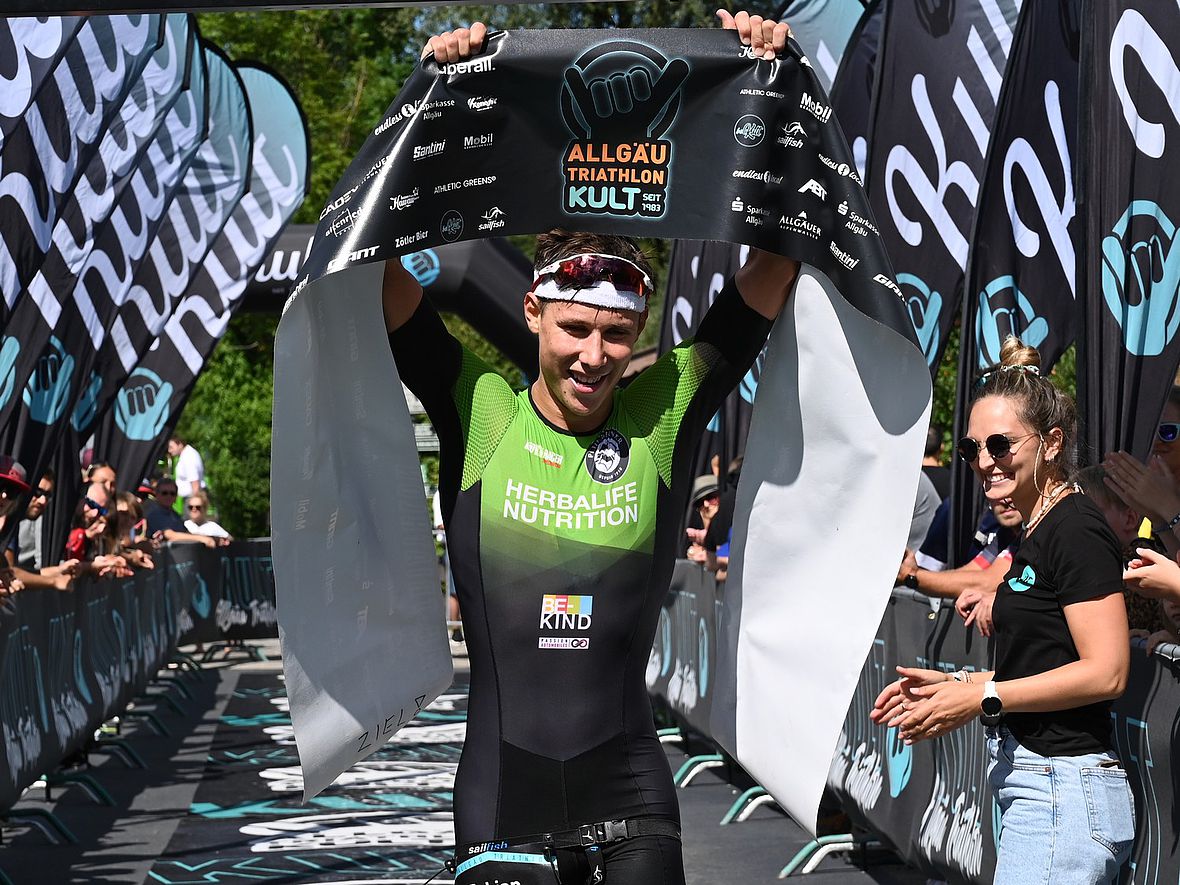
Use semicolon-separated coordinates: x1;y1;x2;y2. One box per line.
1158;422;1180;443
83;496;109;516
956;432;1038;464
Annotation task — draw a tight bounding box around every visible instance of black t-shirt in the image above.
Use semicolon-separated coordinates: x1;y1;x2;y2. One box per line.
704;484;738;552
144;500;185;535
922;464;951;500
992;493;1123;756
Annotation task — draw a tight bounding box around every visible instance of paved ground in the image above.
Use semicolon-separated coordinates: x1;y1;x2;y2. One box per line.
0;639;925;885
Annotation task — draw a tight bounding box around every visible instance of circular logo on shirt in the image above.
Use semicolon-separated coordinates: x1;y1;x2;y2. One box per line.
585;429;629;484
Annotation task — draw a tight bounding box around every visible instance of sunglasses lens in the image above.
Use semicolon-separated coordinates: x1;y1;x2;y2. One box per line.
985;434;1014;460
1159;423;1180;443
956;438;980;463
554;257;649;295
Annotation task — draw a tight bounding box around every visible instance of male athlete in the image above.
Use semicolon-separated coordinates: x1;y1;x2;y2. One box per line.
385;12;798;885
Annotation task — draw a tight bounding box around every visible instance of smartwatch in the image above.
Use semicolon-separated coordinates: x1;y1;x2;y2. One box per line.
903;571;920;590
980;680;1003;726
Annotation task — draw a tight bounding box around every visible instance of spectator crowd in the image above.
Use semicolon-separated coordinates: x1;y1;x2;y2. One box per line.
0;434;228;600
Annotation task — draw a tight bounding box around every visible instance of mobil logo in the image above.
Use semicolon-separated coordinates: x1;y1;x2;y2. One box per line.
539;594;594;630
1101;200;1180;356
975;276;1049;368
115;367;174;441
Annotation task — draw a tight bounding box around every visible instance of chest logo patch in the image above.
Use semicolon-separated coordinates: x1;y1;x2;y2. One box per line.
585;428;629;484
1008;565;1036;593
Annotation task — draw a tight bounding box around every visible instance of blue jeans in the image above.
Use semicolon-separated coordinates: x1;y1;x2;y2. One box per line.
987;727;1134;884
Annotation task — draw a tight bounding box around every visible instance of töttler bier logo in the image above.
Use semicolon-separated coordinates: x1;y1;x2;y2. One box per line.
559;40;689;219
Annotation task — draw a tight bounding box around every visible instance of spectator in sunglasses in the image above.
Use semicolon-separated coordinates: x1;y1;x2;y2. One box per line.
1101;385;1180;556
143;480;218;549
184;490;232;541
61;483;131;579
112;492;155;570
3;467;77;592
874;336;1132;884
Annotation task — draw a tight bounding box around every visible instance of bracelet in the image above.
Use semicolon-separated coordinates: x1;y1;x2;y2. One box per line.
951;670;970;683
1166;511;1180;530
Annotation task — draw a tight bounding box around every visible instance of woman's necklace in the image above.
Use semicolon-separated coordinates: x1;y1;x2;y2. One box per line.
1022;480;1078;532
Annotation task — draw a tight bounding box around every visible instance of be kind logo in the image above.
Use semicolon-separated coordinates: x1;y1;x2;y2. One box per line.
560;40;689;219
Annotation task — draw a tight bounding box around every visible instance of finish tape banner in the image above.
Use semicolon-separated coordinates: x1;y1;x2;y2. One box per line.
176;539;278;646
272;27;932;826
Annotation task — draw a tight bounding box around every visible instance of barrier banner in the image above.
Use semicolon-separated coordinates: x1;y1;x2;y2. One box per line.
271;27;931;817
1078;0;1180;461
102;64;309;489
175;539;278;645
0;15;162;328
829;0;883;183
864;0;1021;373
0;546;192;814
0;17;85;144
826;589;1180;884
645;559;719;737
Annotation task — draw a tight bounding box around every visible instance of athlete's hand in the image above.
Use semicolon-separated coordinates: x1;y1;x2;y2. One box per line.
422;23;487;63
564;57;689;141
717;9;793;60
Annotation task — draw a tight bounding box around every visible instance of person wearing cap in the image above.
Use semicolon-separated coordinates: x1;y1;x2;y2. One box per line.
3;467;77;592
685;474;720;562
0;455;30;597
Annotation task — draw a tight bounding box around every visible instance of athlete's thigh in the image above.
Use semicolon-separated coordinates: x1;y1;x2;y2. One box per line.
601;835;686;885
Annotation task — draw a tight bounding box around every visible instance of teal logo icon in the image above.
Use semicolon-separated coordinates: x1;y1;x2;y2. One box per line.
114;367;173;441
70;371;103;432
0;336;19;410
899;273;943;367
1101;200;1180;356
23;336;74;425
976;277;1050;368
886;727;913;797
402;249;441;287
1008;565;1036;593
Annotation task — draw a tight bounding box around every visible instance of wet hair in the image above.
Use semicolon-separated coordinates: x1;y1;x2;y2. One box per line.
533;228;656;289
971;335;1077;485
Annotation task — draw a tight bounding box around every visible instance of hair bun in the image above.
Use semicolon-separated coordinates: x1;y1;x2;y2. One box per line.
999;335;1042;370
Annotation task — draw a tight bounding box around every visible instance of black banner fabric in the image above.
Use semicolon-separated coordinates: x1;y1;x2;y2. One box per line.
175;539;278;646
103;64;309;489
829;0;882;184
0;17;85;143
1079;0;1180;462
645;559;719;737
0;17;196;503
865;0;1021;375
0;547;193;814
659;239;757;482
0;14;162;329
289;28;914;350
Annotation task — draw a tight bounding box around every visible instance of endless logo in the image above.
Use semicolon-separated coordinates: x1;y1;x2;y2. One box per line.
585;428;629;484
560;40;689;219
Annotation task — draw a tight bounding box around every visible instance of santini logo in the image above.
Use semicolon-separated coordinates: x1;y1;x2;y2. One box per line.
443;57;494;75
413;140;445;160
799;92;832;123
829;241;859;270
468;96;497;112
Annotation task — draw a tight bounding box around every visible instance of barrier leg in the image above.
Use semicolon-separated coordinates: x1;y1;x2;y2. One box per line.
153;674;193;700
1;810;78;845
657;727;683;745
169;652;205;678
673;754;724;787
778;834;880;877
41;773;114;807
136;691;186;717
721;786;780;824
91;738;146;769
123;709;171;736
